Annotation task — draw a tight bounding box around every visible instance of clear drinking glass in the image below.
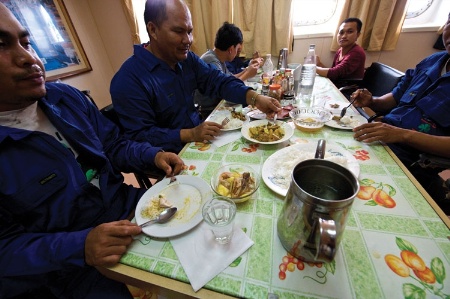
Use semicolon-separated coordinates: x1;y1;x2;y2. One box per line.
298;94;315;107
202;196;237;244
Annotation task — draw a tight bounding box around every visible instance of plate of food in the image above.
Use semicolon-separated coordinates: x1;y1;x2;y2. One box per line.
326;114;367;130
135;175;212;238
247;104;295;120
241;119;294;145
262;141;360;196
208;110;249;131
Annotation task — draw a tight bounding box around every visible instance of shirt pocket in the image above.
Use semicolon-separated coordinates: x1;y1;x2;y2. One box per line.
398;90;417;105
2;169;67;215
417;88;450;128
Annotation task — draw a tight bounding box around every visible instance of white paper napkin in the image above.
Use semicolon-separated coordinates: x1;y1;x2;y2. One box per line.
210;130;242;148
205;110;244;148
170;222;254;292
293;64;302;80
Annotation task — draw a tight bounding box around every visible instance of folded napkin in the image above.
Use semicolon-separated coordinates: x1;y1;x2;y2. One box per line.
211;130;242;148
170;222;254;292
206;110;245;148
293;64;302;80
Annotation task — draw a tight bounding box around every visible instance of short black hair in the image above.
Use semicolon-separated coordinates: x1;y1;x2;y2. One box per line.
343;17;363;32
144;0;167;27
214;22;243;51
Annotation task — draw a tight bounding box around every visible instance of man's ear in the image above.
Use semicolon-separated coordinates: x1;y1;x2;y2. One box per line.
147;22;157;41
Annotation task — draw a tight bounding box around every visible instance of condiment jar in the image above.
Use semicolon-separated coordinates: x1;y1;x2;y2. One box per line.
268;84;282;101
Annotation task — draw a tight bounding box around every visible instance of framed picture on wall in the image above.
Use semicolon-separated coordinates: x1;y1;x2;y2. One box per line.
1;0;92;80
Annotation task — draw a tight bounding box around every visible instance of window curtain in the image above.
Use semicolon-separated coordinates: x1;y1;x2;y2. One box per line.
232;0;293;57
184;0;232;55
121;0;141;44
186;0;293;57
331;0;408;51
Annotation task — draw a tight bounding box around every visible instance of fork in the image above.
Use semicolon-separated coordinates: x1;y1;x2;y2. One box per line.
340;97;357;118
168;173;177;185
221;117;230;126
270;113;278;125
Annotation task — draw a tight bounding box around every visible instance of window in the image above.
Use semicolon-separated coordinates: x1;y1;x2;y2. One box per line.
291;0;345;37
406;0;433;18
403;0;449;30
291;0;338;26
132;0;147;43
292;0;448;37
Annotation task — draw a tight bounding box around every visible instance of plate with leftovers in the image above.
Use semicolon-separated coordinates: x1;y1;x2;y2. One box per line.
326;114;367;130
208;110;249;131
247;104;295;120
135;175;212;238
262;141;360;196
241;119;294;145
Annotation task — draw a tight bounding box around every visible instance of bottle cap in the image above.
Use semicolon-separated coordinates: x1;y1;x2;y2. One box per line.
269;84;281;90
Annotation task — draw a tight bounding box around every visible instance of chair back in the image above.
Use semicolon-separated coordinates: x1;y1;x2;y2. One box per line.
81;92;156;189
100;104;124;133
362;62;405;97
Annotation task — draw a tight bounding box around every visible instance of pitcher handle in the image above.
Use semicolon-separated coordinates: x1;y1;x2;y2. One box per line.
315;216;337;263
314;139;326;159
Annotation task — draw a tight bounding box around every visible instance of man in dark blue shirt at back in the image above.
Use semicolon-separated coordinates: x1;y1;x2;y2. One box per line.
110;0;280;153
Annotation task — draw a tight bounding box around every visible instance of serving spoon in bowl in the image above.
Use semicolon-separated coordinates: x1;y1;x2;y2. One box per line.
140;207;178;228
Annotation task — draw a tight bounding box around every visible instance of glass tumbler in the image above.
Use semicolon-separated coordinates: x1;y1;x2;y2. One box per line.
202;196;237;244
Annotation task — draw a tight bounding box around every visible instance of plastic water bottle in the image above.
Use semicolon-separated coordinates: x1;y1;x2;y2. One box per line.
262;54;274;77
298;44;316;96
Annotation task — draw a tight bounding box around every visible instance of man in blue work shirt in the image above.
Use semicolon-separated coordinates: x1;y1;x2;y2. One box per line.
352;13;450;214
0;3;184;298
110;0;281;153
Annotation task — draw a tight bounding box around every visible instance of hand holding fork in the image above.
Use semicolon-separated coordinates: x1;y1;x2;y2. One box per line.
340;88;367;118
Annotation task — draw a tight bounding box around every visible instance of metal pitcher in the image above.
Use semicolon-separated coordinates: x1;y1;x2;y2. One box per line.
277;48;288;70
277;140;359;263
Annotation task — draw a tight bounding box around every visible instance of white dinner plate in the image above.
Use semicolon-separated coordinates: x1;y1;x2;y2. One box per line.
241;119;294;145
325;114;367;130
135;175;212;238
207;110;249;131
262;141;360;196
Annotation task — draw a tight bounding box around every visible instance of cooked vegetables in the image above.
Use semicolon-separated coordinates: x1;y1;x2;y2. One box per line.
248;123;285;142
216;171;256;198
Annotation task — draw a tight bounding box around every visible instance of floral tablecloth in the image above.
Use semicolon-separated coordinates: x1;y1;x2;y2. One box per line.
121;77;450;299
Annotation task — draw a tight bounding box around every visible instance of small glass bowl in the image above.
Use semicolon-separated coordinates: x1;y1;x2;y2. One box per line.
210;164;260;203
289;106;332;132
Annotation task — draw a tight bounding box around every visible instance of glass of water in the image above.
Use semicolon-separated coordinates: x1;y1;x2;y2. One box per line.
202;196;236;244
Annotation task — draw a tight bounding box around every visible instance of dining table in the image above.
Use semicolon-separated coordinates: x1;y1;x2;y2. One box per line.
98;75;450;299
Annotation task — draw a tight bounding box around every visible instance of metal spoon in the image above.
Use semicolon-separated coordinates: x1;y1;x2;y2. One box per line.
140;207;177;228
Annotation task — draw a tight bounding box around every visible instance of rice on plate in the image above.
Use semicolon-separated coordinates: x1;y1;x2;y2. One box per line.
272;149;348;190
223;118;244;130
262;142;360;196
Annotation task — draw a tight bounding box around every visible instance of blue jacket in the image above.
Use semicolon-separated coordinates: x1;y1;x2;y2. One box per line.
385;51;450;166
110;45;251;153
0;83;160;294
